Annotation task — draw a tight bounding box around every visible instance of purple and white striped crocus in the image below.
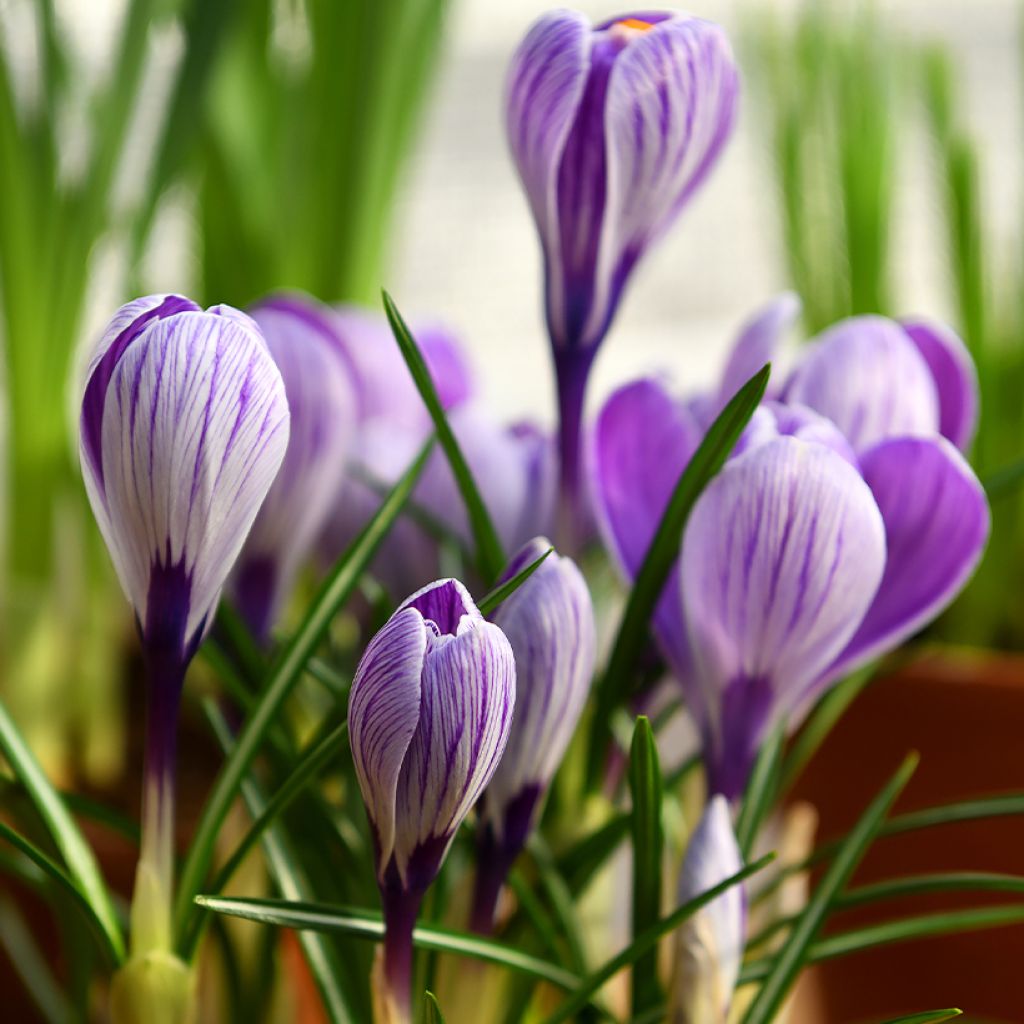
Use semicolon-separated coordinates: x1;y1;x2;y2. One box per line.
230;293;357;642
471;538;596;933
79;294;289;954
348;579;515;1023
506;9;738;528
670;796;744;1024
592;307;989;796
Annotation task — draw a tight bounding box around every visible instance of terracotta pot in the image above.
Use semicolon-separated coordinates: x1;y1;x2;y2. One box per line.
789;649;1024;1023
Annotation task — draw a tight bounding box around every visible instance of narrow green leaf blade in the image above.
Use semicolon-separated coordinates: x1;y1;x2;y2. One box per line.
477;547;552;616
539;854;775;1024
0;824;120;966
740;753;918;1024
881;1010;962;1024
425;991;447;1024
735;721;785;858
193;896;582;993
588;364;770;785
628;716;663;1017
174;440;432;943
382;290;505;581
0;700;124;962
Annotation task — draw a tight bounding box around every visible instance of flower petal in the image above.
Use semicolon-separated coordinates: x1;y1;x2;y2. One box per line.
85;309;290;648
348;607;428;877
716;292;800;410
785;315;939;451
901;317;979;452
592;377;703;690
672;795;744;1024
393;618;516;888
680;438;886;794
483;539;596;846
234;296;358;636
399;577;481;637
825;436;989;685
506;10;590;345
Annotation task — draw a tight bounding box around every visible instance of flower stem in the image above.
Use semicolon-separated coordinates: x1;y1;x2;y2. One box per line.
379;885;424;1024
554;348;596;553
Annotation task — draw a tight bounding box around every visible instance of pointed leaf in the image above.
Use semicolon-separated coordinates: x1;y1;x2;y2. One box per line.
477;546;553;615
425;991;447;1024
735;721;784;859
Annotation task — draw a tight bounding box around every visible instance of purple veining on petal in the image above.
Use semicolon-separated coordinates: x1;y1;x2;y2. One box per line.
81;295;198;488
142;552;194;661
400;578;479;636
706;675;774;801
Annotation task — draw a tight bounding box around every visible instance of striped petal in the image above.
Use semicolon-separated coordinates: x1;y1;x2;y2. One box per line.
824;436;989;686
672;795;744;1024
348;607;428;878
901;317;979;452
233;295;358;638
83;308;290;655
680;438;886;797
482;539;596;849
785;315;939;452
392;610;515;890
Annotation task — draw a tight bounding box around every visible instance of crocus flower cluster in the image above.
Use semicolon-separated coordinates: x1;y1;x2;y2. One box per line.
80;296;289;984
593;301;990;799
507;9;738;531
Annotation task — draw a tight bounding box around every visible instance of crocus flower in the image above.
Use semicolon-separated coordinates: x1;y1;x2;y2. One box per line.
471;538;596;932
506;9;738;528
80;295;288;961
231;293;357;642
594;372;989;797
670;796;744;1024
348;579;515;1022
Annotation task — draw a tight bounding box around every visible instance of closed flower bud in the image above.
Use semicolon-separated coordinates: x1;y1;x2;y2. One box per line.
348;578;515;1022
472;538;595;932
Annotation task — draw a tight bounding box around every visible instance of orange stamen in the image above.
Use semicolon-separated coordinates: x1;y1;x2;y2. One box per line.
617;17;654;32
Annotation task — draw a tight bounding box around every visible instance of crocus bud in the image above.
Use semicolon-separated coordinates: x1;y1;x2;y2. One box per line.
507;10;737;529
348;579;515;1022
472;538;596;932
80;294;289;1016
231;293;357;642
670;796;744;1024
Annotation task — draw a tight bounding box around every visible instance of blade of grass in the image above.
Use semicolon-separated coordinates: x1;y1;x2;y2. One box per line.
382;290;505;581
477;547;553;616
193;896;582;992
740;753;918;1024
741;904;1024;983
0;700;124;962
200;702;356;1023
538;855;774;1024
174;440;431;944
735;721;785;859
628;716;663;1017
557;814;631;897
0;897;73;1024
587;365;770;787
425;991;447;1024
0;824;120;966
881;1011;962;1024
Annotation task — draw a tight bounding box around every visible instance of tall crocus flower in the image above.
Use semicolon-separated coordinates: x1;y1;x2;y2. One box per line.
670;796;744;1024
80;295;289;1012
471;538;595;932
348;579;515;1023
231;293;357;642
592;302;989;798
506;9;738;533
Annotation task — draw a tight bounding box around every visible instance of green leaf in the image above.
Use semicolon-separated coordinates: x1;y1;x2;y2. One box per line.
0;699;124;962
174;440;432;945
587;364;771;786
208;721;348;898
740;753;917;1024
556;814;631;897
477;546;553;616
192;896;583;994
199;703;356;1023
735;720;784;859
628;716;663;1017
538;855;775;1024
425;991;447;1024
741;904;1024;983
881;1011;962;1024
382;290;505;582
0;824;120;966
0;897;73;1024
525;836;588;974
